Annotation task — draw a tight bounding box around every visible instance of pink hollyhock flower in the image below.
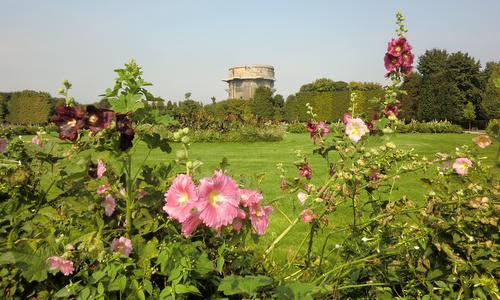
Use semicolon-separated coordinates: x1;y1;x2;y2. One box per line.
345;118;369;143
401;51;414;68
473;135;492;149
111;237;133;256
300;209;316;223
384;53;401;73
0;138;8;153
101;194;116;217
96;183;109;195
197;171;240;229
163;174;198;223
249;205;272;235
240;189;262;207
342;112;352;125
31;135;40;145
232;209;246;232
306;121;317;135
181;213;203;237
387;38;412;57
316;121;329;137
97;159;106;178
299;164;312;180
297;192;308;205
46;256;74;276
453;158;473;176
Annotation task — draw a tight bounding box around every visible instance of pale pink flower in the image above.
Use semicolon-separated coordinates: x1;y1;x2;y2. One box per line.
111;237;133;256
31;135;40;145
181;213;203;237
297;192;308;205
197;171;240;229
46;256;74;276
96;183;109;195
300;209;316;223
249;205;272;235
101;194;116;216
345;118;369;143
473;135;492;149
453;158;473;176
342;112;352;125
163;174;198;223
97;159;106;178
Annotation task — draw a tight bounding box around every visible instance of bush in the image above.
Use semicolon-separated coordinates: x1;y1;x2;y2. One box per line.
286;123;308;133
396;120;463;133
0;124;58;137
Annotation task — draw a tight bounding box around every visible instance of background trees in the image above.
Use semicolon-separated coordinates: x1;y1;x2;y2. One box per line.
5;90;51;124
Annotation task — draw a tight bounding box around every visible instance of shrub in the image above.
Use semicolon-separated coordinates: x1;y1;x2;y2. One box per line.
396;120;463;133
286;123;308;133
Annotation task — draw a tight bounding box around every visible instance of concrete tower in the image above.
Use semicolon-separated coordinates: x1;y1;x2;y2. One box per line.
223;65;275;100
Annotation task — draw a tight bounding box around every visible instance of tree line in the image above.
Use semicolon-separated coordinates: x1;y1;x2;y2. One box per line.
1;49;498;126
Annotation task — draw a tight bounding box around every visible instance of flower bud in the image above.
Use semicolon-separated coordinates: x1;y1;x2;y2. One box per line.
182;128;189;135
176;150;187;160
181;136;190;144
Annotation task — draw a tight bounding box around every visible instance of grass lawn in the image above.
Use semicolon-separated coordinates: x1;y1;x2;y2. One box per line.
126;132;498;262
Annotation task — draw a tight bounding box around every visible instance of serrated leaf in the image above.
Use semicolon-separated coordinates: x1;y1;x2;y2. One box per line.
109;94;144;113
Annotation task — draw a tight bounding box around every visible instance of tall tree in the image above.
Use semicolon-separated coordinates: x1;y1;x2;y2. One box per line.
251;87;274;121
480;62;500;120
399;72;422;121
463;101;476;130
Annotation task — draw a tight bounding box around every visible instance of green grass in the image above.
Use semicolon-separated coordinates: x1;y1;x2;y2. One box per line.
126;132;498;262
30;132;498;262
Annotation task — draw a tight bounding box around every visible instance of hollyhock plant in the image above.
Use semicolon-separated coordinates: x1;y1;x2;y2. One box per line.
306;121;330;143
197;171;240;230
240;189;262;208
96;183;109;194
299;164;313;180
300;209;316;223
387;37;412;57
473;135;492;149
111;237;133;256
181;213;203;237
52;105;85;141
31;135;40;145
163;174;198;223
85;105;115;134
384;54;401;73
0;138;8;153
342;112;352;125
249;204;272;236
46;256;74;276
97;159;106;178
101;194;116;217
345;118;369;143
453;157;473;176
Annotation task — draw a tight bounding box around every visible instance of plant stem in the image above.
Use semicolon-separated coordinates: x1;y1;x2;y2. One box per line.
265;217;299;255
125;154;133;236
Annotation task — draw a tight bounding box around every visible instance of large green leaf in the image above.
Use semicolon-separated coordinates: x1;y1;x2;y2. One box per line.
109;94;144;113
218;275;273;296
0;250;49;282
274;282;321;300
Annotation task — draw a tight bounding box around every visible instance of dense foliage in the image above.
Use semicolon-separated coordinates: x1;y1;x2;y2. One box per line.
0;12;498;299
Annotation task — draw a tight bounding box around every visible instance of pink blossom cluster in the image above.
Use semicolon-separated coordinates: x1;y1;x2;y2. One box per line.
163;172;273;237
342;113;369;143
384;37;414;76
46;256;74;276
306;121;329;143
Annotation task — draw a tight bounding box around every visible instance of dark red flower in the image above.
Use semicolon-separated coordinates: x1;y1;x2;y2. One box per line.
85;106;115;135
116;113;135;151
384;101;401;118
366;121;374;132
306;122;317;134
52;105;85;141
384;53;401;73
299;164;312;180
88;161;98;179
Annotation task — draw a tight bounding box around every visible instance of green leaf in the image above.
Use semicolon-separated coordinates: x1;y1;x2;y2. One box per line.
194;251;213;276
274;282;320;300
218;275;273;296
109;94;144;113
174;284;201;295
0;250;49;282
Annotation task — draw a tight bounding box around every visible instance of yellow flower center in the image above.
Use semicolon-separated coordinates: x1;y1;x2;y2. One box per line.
209;192;220;206
395;46;401;52
67;119;77;127
459;163;469;171
89;115;98;124
178;192;189;204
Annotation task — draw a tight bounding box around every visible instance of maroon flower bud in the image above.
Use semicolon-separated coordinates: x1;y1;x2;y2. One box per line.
366;121;374;132
369;169;382;181
52;105;85;141
279;176;286;191
88;161;98;179
328;163;335;177
116;113;135;151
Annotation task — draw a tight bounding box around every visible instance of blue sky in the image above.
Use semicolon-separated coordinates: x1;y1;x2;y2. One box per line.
1;0;499;104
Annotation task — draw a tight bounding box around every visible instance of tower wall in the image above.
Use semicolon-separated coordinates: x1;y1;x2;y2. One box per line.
224;65;275;100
